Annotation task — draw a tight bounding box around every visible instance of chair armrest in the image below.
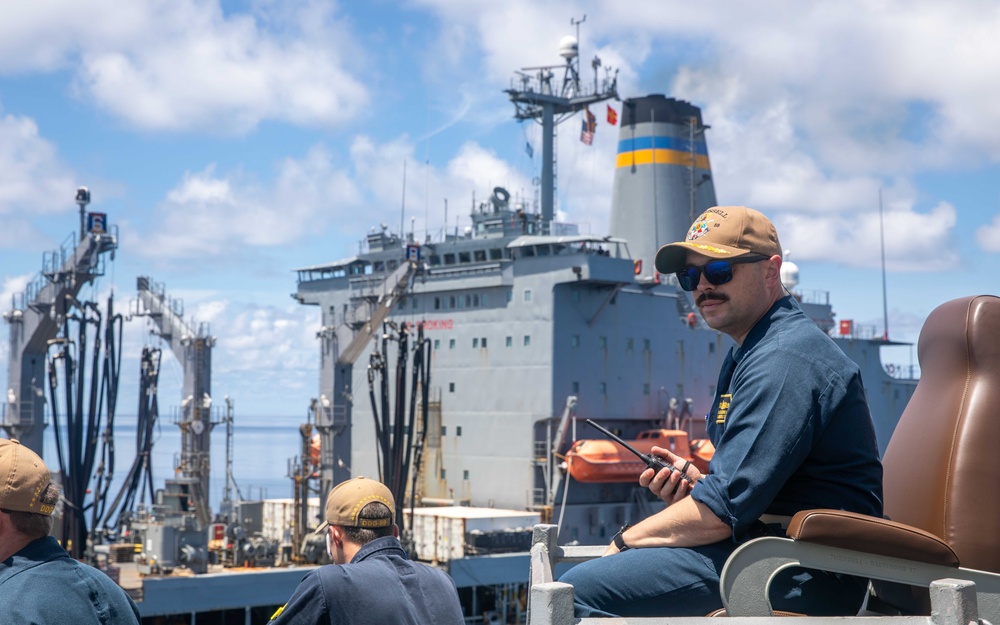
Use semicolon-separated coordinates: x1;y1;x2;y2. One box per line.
787;509;959;567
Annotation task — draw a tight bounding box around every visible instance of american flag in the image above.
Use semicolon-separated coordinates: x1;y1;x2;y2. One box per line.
580;107;596;145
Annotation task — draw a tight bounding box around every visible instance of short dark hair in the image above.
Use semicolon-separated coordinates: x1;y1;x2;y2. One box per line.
6;483;60;539
338;501;394;544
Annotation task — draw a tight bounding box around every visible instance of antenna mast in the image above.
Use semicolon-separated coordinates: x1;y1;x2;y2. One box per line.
506;15;618;233
879;188;889;341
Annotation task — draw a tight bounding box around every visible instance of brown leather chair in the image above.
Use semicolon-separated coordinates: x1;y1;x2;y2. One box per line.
720;295;1000;618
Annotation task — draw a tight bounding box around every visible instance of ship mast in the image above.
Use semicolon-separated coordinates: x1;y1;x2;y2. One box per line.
506;15;618;233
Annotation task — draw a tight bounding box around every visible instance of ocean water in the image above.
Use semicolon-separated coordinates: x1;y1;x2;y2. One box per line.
41;414;306;518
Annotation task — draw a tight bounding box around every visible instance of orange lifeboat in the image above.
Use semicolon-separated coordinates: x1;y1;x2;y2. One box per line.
565;429;714;483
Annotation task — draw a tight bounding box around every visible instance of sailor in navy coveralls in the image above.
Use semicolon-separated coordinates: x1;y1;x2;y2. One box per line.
0;438;141;624
561;206;883;618
269;476;464;624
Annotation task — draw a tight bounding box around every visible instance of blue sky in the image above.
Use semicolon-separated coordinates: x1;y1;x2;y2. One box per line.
2;0;999;424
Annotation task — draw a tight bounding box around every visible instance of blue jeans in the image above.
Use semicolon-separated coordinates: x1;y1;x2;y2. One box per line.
559;541;869;618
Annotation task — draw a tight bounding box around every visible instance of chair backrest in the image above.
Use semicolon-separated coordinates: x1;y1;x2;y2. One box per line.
882;295;1000;573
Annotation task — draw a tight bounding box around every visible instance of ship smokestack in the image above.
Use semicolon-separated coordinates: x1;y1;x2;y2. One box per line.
608;95;717;279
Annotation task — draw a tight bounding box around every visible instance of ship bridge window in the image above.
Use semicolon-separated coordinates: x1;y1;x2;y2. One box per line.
411;297;418;310
536;245;550;256
524;289;532;302
472;294;480;307
474;250;486;262
373;261;385;273
506;336;512;347
521;246;535;257
429;254;441;266
388;259;398;270
523;335;531;346
473;338;478;348
444;253;456;265
459;251;471;263
449;339;456;349
434;297;441;310
449;296;456;309
489;248;503;260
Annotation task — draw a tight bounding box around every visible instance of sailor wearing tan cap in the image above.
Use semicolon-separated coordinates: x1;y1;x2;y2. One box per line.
0;438;140;624
269;476;463;624
560;206;883;618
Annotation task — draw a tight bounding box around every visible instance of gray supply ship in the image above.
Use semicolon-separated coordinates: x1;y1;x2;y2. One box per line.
2;32;916;624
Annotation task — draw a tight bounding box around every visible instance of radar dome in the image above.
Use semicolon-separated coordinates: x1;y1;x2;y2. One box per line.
559;36;578;60
780;249;799;289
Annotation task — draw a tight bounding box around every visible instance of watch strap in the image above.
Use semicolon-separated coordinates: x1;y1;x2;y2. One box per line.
613;523;632;551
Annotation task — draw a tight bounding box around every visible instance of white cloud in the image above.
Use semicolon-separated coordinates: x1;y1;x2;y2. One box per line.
976;214;1000;253
123;146;361;263
0;113;78;219
777;201;957;271
0;1;369;134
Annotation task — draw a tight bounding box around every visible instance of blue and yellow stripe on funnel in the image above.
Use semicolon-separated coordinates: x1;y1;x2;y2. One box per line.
616;136;711;170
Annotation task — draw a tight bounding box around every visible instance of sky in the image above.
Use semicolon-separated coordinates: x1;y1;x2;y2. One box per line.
2;0;999;430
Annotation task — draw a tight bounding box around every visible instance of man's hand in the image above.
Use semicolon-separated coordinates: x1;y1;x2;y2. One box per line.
639;446;703;504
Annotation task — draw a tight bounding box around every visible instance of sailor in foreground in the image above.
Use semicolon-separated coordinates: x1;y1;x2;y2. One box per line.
269;476;464;624
0;438;141;624
560;206;884;617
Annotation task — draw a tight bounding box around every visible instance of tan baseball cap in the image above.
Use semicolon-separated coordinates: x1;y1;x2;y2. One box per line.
314;476;395;534
0;438;54;515
654;206;782;274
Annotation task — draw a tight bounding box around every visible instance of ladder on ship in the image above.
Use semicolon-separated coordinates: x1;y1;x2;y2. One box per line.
338;261;416;365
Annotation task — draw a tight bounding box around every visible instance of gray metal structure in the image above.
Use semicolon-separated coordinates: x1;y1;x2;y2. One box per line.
135;276;216;523
2;192;117;455
506;23;618;231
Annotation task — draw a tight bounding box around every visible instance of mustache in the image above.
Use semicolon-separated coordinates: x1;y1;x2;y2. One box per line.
697;293;728;306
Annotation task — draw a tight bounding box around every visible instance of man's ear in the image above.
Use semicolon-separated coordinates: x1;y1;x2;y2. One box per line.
330;526;346;548
765;255;783;287
392;524;400;539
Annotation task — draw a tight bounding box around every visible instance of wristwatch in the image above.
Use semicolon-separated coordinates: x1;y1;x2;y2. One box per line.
612;523;632;551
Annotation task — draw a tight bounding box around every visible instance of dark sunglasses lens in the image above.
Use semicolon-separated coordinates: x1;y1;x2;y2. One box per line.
704;261;734;286
676;267;700;291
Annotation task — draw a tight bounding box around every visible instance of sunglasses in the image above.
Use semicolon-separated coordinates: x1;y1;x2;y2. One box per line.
675;254;770;291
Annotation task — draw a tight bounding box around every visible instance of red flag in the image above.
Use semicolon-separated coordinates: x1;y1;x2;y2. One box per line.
607;104;618;126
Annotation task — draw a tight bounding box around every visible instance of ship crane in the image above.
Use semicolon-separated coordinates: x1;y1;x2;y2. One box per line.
314;260;417;503
506;16;618;233
134;276;216;527
2;187;117;455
